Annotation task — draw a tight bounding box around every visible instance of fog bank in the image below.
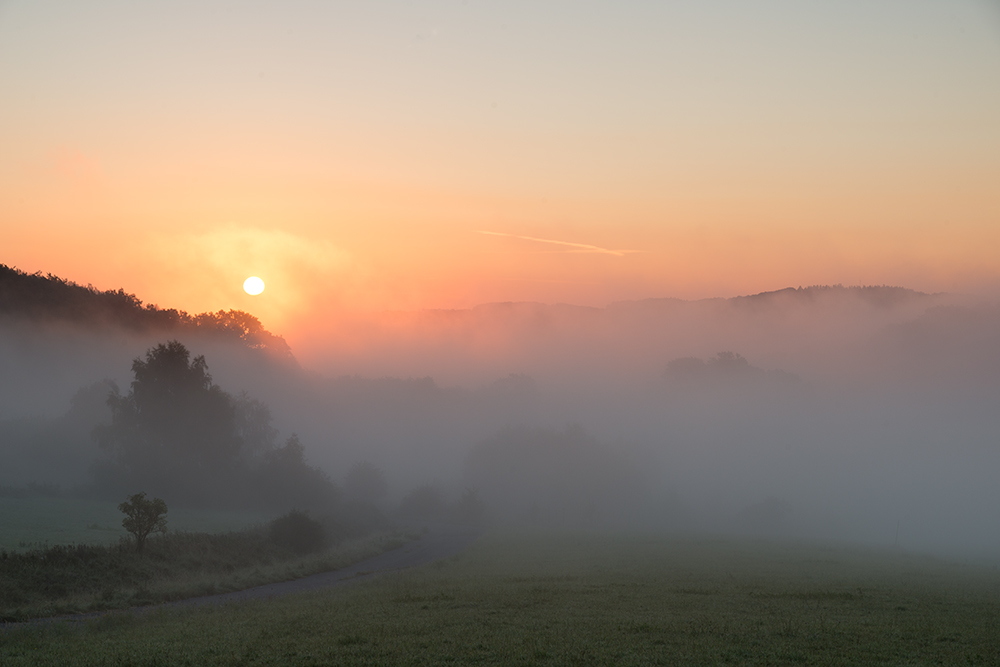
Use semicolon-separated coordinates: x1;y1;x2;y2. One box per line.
3;285;999;559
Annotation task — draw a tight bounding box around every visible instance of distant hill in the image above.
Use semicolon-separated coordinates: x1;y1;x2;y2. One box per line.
0;265;294;363
728;284;934;307
402;285;934;323
393;284;938;338
610;284;934;312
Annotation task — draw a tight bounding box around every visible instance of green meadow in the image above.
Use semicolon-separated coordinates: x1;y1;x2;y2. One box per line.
4;531;999;666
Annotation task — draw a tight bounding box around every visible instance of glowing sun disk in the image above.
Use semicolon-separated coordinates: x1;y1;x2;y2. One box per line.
243;276;265;295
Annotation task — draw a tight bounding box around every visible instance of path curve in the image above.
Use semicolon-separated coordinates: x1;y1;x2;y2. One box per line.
172;522;480;608
3;523;481;629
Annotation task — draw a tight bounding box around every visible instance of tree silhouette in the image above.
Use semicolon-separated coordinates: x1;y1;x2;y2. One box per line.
119;492;168;553
94;341;339;511
95;341;242;500
0;264;294;360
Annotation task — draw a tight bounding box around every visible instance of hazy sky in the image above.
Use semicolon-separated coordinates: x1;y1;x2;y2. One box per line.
2;0;998;349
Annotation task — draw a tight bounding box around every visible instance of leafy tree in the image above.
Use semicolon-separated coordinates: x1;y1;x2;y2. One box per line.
119;492;168;553
94;341;241;500
192;310;292;356
94;341;338;511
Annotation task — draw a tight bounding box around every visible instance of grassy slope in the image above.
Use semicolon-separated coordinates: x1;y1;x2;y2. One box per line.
0;529;406;622
3;531;999;666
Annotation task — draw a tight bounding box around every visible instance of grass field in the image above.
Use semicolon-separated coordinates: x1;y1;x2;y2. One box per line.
3;530;999;666
0;496;274;551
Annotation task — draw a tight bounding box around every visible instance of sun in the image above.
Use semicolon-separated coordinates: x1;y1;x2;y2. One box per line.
243;276;265;295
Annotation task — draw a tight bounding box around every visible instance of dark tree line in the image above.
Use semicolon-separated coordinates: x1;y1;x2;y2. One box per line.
0;264;293;360
93;341;335;510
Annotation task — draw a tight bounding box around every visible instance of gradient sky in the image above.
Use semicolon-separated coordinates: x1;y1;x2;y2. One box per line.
2;0;999;350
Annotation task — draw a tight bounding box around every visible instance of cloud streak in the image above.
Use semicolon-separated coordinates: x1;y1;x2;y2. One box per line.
477;230;635;257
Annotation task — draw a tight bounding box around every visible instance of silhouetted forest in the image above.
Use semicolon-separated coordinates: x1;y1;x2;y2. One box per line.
0;265;293;361
1;338;336;512
723;284;934;309
90;341;336;510
0;267;337;512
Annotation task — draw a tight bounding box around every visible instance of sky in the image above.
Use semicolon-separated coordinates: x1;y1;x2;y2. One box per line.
2;0;999;353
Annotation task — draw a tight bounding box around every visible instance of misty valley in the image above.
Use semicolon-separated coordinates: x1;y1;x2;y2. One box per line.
2;266;1000;664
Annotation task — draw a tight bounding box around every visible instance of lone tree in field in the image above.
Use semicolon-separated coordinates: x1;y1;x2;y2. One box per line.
119;492;168;553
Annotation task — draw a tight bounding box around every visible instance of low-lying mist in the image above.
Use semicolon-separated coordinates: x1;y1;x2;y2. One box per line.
3;283;999;560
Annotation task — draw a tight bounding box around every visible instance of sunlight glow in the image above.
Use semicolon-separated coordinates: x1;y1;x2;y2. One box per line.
243;276;265;296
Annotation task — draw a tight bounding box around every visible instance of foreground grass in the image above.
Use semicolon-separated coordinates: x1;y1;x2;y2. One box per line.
3;531;999;666
0;529;407;622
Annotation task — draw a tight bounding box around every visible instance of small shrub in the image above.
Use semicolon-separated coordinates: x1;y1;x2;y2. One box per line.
269;510;327;555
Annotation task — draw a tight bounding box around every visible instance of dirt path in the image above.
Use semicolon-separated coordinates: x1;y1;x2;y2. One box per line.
170;522;481;608
3;523;481;629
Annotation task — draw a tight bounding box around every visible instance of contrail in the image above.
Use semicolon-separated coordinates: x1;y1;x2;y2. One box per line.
477;230;634;257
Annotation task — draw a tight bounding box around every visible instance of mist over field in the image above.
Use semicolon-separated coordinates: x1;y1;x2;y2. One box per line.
2;274;999;559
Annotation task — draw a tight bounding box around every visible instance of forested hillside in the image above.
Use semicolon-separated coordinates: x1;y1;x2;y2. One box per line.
0;265;293;362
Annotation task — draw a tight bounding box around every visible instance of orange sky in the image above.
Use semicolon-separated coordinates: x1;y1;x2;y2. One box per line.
2;1;999;355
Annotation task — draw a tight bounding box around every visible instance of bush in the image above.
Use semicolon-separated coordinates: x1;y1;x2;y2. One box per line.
268;510;327;555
